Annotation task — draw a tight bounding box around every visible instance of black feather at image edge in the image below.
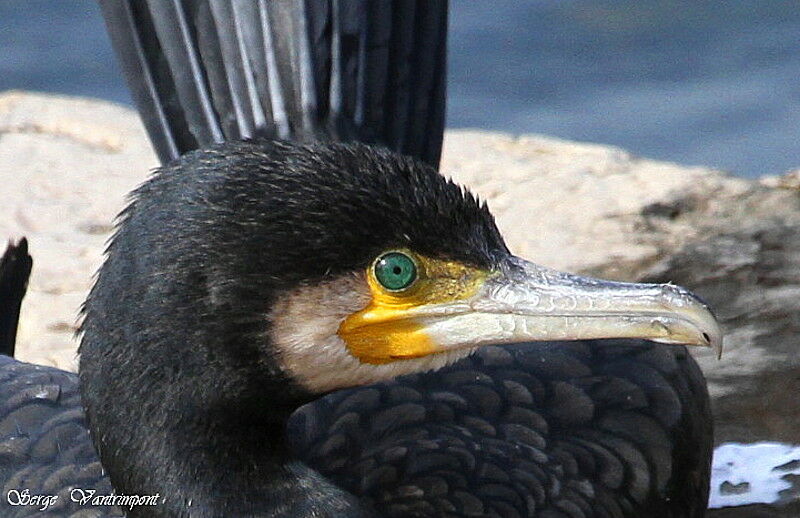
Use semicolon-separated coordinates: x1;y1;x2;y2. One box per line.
0;239;32;358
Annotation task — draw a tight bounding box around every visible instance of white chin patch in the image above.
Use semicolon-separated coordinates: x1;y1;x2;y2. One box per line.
268;273;476;394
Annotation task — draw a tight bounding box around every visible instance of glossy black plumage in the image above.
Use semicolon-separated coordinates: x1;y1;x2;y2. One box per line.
291;340;712;518
99;0;448;167
0;340;710;517
77;139;504;517
0;356;121;517
0;240;31;358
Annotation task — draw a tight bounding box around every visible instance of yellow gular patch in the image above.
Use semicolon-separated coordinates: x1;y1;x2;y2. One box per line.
338;251;490;364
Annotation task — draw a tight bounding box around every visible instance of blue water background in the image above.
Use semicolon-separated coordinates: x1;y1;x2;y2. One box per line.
1;0;798;178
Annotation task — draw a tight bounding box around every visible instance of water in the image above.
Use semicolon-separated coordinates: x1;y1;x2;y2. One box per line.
1;0;798;178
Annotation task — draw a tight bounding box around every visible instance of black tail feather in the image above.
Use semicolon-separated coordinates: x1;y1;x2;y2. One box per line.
99;0;448;168
0;239;32;358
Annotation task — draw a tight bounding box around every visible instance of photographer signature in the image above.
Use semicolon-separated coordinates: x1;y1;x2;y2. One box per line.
6;488;161;511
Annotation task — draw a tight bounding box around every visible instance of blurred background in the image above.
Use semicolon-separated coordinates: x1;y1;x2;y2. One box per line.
1;0;798;178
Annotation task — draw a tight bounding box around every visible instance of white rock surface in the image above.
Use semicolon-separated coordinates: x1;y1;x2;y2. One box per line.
440;131;750;275
0;91;157;369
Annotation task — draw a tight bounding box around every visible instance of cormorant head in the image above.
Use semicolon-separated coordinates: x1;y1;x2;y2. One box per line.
81;140;721;399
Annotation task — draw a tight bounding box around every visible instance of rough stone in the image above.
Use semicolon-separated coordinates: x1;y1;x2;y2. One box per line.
0;91;158;370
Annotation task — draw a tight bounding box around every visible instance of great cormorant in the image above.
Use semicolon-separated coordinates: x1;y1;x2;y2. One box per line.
0;2;721;517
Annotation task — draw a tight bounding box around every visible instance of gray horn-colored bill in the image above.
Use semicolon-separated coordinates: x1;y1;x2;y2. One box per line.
423;256;723;358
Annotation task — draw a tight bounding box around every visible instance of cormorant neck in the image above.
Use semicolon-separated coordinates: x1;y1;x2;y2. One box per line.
81;350;365;516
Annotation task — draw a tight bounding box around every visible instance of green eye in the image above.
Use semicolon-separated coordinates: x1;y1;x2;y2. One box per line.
374;252;418;291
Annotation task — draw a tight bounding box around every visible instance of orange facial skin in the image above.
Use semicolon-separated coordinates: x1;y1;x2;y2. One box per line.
338;250;490;364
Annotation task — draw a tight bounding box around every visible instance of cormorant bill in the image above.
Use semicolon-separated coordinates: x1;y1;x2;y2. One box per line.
0;2;720;517
0;239;31;358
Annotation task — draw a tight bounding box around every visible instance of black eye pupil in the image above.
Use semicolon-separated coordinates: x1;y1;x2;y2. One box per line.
393;266;401;274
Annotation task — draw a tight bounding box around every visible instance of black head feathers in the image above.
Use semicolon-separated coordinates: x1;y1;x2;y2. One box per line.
117;139;508;292
80;139;510;413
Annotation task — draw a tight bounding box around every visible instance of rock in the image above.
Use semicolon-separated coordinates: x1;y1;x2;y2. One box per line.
440;131;782;281
709;502;800;518
0;91;157;369
642;223;800;441
1;91;798;513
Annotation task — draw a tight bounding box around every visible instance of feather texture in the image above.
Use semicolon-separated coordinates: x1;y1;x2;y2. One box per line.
99;0;448;167
0;340;710;517
0;240;31;358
